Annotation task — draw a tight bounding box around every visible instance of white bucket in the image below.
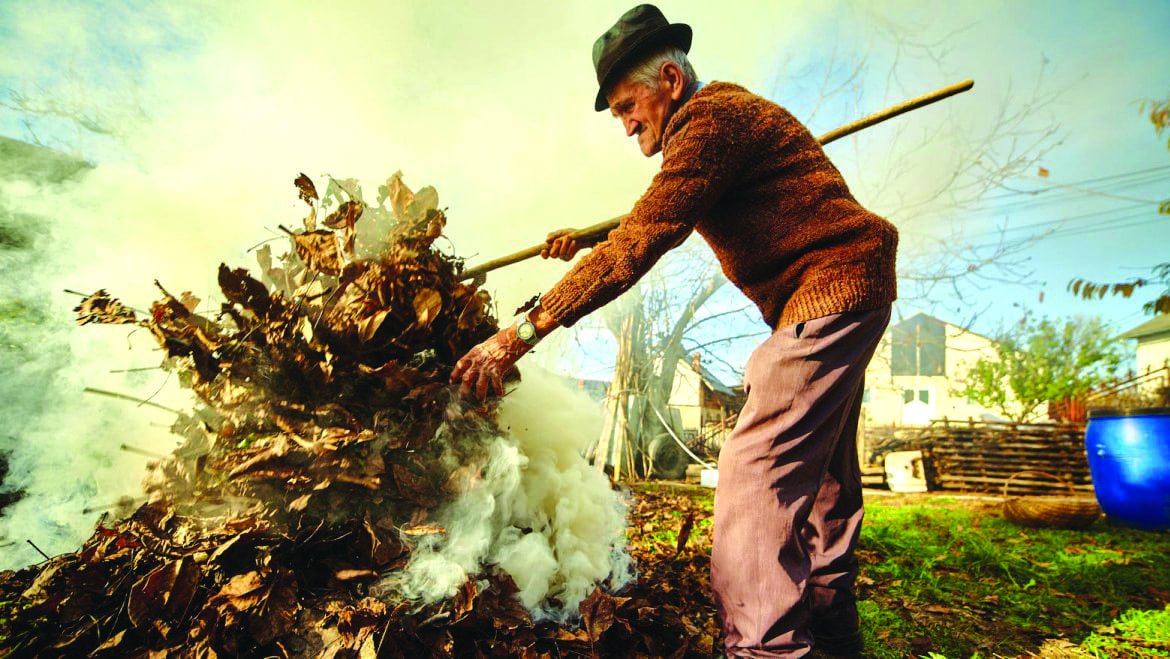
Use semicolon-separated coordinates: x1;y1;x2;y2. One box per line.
700;468;719;488
884;450;928;493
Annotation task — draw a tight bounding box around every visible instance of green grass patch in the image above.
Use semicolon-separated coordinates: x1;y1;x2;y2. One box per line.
1079;605;1170;657
857;495;1170;657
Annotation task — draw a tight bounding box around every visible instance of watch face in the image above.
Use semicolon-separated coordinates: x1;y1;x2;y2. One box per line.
517;322;536;341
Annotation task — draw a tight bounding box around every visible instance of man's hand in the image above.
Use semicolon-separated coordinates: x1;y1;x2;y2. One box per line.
449;324;531;400
541;228;582;261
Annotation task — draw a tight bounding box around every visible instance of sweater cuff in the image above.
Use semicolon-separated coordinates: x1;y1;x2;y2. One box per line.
540;287;582;328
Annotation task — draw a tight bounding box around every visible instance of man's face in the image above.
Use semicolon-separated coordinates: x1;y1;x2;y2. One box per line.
607;63;686;157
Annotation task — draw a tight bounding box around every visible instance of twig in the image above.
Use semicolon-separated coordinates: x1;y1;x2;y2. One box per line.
26;539;50;561
136;370;172;409
245;234;290;253
120;443;167;459
108;366;162;373
82;496;147;515
83;387;180;414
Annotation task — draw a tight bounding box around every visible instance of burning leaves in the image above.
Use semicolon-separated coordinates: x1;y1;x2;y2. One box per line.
0;172;718;657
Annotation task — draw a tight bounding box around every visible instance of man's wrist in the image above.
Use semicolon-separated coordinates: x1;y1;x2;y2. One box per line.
528;305;558;338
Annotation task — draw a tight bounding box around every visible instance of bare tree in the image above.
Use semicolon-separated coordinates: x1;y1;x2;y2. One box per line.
587;239;736;479
1;59;147;160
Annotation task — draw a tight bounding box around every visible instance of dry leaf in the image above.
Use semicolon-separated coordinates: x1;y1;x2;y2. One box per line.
292;230;345;276
413;288;442;329
74;290;138;325
295;173;318;204
383;171;413;221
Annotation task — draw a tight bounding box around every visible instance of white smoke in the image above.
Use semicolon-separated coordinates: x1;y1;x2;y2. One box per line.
0;173;187;569
395;367;633;620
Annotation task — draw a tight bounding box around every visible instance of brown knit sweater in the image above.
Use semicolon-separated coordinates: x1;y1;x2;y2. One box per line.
541;82;898;330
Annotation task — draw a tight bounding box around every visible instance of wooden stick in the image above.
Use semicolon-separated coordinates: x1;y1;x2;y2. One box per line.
458;79;974;282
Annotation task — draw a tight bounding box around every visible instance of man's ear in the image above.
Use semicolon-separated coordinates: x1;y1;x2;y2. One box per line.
661;61;686;101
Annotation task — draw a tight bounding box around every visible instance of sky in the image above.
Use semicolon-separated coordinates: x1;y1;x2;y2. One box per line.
0;0;1167;379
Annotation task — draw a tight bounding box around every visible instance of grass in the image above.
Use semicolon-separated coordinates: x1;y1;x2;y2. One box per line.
1079;605;1170;657
629;483;1170;658
855;493;1170;657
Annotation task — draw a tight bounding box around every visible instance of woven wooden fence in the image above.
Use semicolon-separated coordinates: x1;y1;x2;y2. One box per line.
918;419;1093;495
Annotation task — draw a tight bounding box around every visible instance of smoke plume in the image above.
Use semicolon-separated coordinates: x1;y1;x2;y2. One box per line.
395;367;632;619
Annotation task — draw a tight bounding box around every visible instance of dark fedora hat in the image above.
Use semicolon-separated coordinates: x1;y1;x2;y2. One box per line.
592;4;692;112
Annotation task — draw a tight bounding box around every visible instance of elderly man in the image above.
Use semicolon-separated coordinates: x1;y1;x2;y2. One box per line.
450;5;897;657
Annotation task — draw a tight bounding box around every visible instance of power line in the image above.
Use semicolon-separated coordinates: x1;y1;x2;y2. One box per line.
961;202;1152;240
960;175;1168;220
1042;215;1169;241
966;211;1167;252
906;202;1153;242
976;173;1169;214
978;163;1170;203
1013;172;1162;205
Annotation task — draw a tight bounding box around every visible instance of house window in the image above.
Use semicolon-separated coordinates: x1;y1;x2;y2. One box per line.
891;315;946;376
904;388;930;404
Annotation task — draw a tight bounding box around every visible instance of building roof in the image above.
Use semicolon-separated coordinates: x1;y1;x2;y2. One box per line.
676;356;737;396
697;363;736;397
893;311;993;342
1118;314;1170;340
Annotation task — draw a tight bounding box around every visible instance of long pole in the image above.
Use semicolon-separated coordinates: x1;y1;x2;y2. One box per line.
458;79;974;282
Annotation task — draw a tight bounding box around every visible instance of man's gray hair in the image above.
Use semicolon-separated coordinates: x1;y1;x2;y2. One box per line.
614;45;697;94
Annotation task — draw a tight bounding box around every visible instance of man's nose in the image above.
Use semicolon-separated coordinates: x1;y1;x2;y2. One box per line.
624;118;639;137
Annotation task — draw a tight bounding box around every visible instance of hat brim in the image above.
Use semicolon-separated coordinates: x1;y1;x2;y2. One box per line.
594;23;692;112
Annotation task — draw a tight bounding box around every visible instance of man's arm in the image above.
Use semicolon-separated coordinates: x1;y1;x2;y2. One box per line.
450;95;752;400
539;98;748;328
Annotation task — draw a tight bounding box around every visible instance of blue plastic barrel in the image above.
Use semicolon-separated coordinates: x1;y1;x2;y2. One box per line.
1085;407;1170;531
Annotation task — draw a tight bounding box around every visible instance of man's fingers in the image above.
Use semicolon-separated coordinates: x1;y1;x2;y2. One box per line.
490;371;505;397
559;239;577;261
459;365;477;397
476;368;494;401
450;357;469;382
540;247;551;259
550;236;574;260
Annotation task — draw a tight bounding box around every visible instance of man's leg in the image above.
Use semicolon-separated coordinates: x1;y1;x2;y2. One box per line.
802;378;867;654
712;307;889;658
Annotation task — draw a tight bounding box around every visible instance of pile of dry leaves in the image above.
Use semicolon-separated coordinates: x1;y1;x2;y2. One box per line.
0;174;719;658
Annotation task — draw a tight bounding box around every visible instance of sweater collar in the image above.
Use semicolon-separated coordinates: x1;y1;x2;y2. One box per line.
681;80;705;104
662;81;708;151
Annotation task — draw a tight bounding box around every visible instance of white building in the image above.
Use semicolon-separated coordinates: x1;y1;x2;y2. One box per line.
862;313;1017;426
1118;314;1170;376
667;354;743;452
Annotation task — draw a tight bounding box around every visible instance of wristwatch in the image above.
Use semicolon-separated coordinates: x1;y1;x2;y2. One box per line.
515;314;540;346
